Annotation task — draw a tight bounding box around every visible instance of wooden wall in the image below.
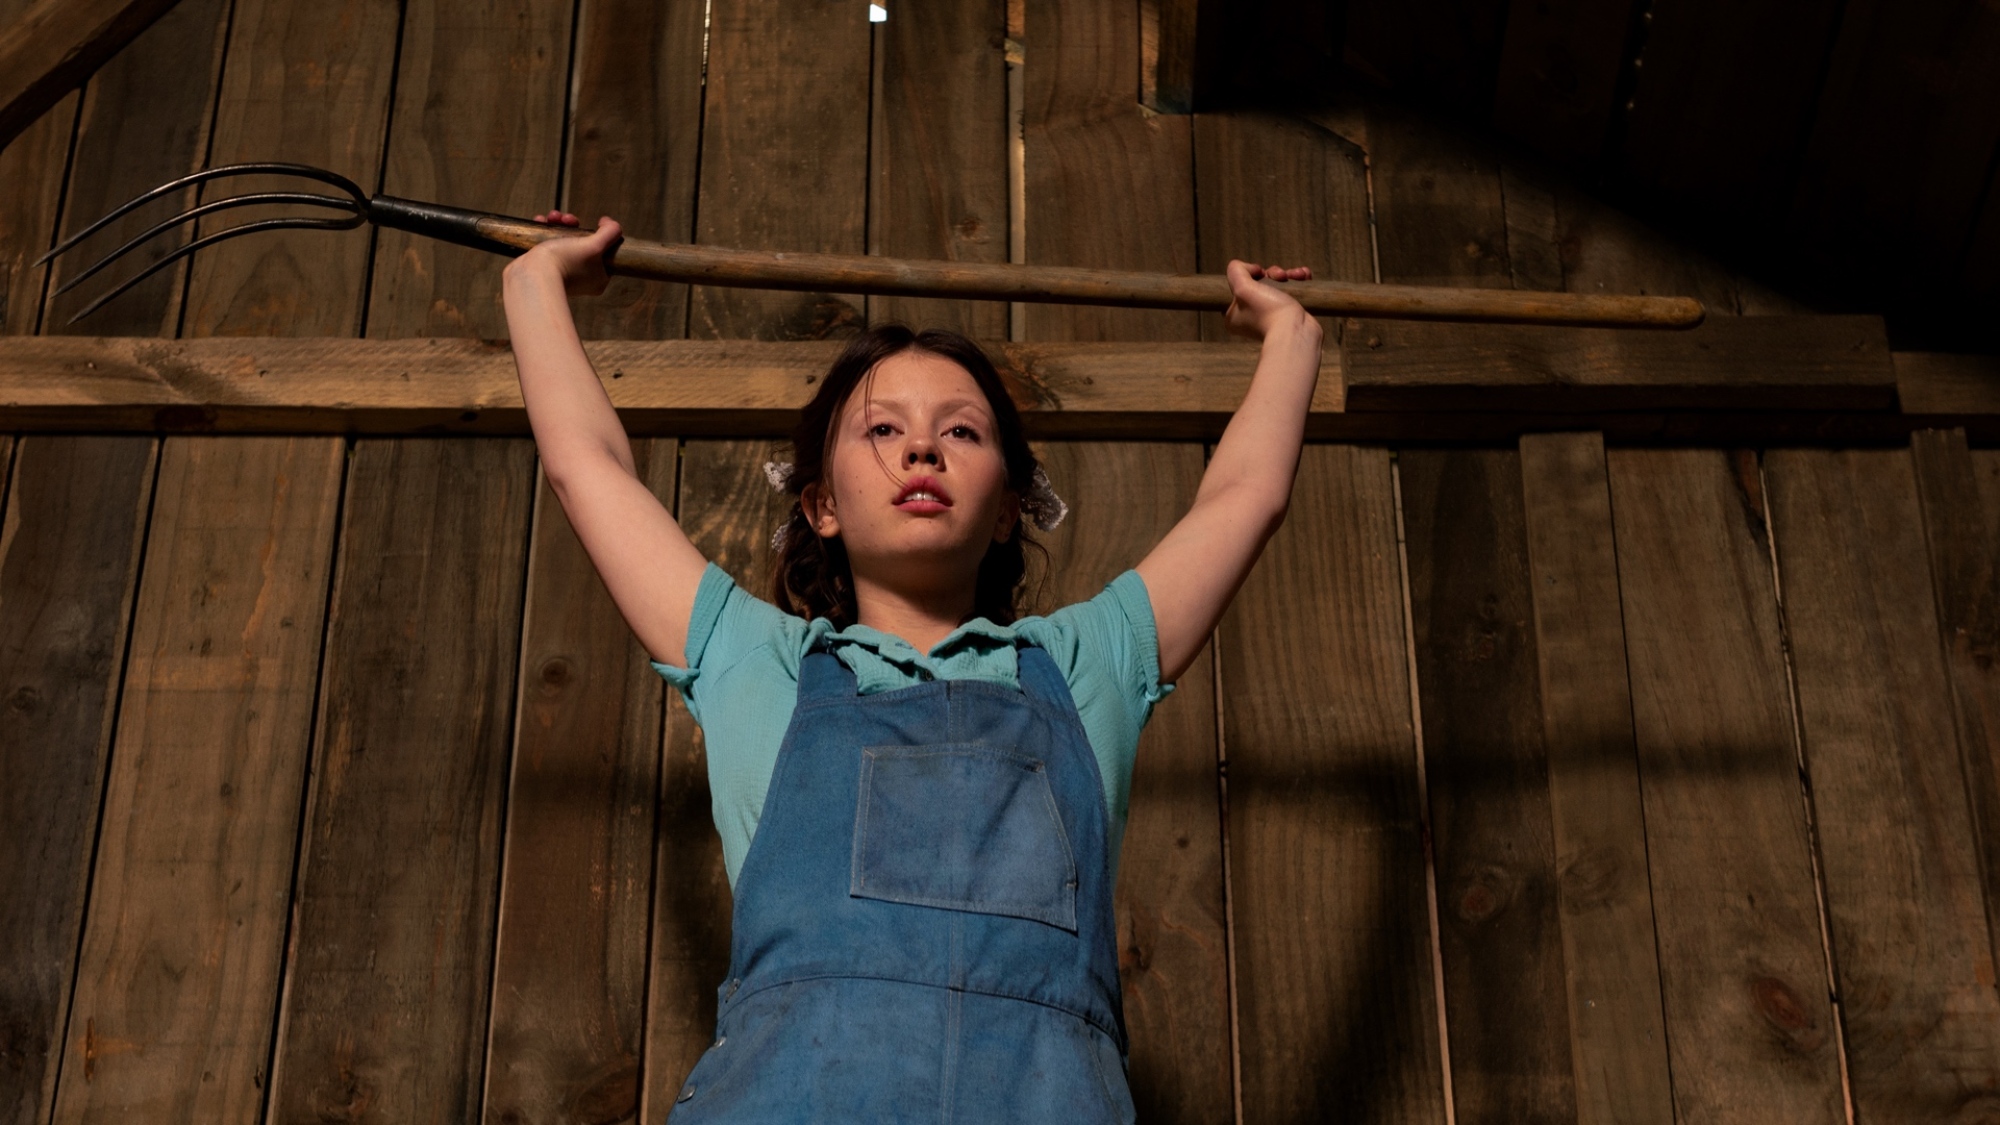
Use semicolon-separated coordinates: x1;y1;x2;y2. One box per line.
1;2;1998;1124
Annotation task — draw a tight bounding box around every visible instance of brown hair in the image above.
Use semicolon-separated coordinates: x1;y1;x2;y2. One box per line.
769;325;1045;628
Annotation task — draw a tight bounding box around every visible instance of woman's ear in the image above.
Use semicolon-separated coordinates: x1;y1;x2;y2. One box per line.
993;491;1021;544
804;482;842;539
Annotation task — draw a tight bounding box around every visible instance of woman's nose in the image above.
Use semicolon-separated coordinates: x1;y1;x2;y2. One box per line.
904;440;940;467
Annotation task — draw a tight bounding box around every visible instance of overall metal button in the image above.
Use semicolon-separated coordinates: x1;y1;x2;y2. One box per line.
678;1085;696;1103
713;1035;727;1048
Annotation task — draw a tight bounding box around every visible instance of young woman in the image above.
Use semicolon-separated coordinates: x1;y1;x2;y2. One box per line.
504;213;1320;1124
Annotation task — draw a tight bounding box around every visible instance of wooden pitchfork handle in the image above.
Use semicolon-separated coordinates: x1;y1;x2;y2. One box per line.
375;197;1705;330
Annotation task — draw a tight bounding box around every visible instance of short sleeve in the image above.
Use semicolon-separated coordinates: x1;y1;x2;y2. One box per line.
650;563;800;726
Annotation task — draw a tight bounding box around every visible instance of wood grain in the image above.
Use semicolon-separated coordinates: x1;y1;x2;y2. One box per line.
1034;442;1230;1125
1517;431;1673;1125
0;90;75;334
1341;315;1897;413
1399;447;1575;1125
363;0;575;338
686;0;871;341
179;0;402;336
1221;444;1446;1125
1023;0;1197;343
1605;448;1845;1124
563;0;705;341
0;436;155;1125
869;0;1008;336
267;438;536;1125
1551;179;1806;317
1910;430;2000;1005
1765;446;2000;1122
1366;106;1509;290
50;436;343;1125
1192;111;1373;340
483;447;675;1125
638;440;782;1125
0;0;182;151
1898;352;2000;416
39;0;229;335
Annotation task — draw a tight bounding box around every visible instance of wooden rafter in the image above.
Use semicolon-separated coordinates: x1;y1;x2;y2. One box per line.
0;0;185;149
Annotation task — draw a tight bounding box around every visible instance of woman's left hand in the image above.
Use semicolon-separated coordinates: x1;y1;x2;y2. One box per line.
1223;260;1315;341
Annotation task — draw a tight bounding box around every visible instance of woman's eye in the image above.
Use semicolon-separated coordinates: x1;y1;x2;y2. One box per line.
948;424;980;440
869;423;895;438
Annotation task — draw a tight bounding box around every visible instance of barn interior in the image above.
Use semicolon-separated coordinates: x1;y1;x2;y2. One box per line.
1;0;1997;1123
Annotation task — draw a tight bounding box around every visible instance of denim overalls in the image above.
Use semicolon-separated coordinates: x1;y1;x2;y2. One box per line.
667;642;1137;1123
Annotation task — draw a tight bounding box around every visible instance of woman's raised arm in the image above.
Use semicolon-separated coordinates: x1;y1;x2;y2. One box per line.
1135;260;1322;684
503;213;710;667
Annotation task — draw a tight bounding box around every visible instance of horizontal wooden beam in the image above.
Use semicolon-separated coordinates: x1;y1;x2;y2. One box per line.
0;0;185;149
0;328;1992;442
0;336;1339;438
1340;315;1898;411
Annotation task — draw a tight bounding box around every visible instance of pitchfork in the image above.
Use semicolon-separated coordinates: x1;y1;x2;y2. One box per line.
38;161;1706;328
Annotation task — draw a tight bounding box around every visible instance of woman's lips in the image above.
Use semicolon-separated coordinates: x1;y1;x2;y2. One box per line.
894;476;952;513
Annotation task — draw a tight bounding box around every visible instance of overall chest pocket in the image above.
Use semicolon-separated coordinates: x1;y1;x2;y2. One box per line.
851;744;1079;932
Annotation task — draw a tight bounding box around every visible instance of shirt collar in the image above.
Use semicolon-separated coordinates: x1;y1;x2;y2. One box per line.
805;615;1020;673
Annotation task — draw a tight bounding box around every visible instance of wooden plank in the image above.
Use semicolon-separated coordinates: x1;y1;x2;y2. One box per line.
1222;444;1446;1125
1366;106;1510;290
1023;0;1197;343
50;436;343;1125
1399;447;1575;1125
686;0;871;342
179;0;402;336
1605;448;1845;1124
869;0;1007;336
0;335;1347;434
0;0;182;151
266;438;535;1124
638;439;780;1125
1552;179;1808;318
0;90;76;334
1614;0;1846;227
1491;0;1636;168
563;0;705;341
1898;352;2000;416
482;447;674;1125
0;435;154;1125
1766;446;2000;1121
363;0;575;339
1035;441;1230;1125
1910;430;2000;997
1789;0;2000;281
1517;431;1674;1125
1342;315;1897;412
39;0;229;336
1191;110;1373;339
1138;0;1208;113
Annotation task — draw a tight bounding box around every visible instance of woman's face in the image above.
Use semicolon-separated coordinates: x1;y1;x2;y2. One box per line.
808;349;1019;601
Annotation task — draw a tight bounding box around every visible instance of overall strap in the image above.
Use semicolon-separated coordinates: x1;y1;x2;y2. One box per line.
1014;643;1080;714
798;643;859;701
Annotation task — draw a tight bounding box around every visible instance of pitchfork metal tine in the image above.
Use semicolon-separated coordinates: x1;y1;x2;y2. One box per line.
50;191;365;299
34;161;367;268
63;215;364;324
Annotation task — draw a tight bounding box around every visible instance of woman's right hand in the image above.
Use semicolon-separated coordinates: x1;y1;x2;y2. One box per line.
510;211;623;298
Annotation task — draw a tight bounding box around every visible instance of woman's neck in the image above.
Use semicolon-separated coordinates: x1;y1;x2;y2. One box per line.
850;575;978;656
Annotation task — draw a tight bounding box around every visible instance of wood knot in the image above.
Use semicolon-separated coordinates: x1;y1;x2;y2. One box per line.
1558;846;1625;911
537;657;574;693
1453;865;1517;923
7;685;39;714
1748;975;1824;1052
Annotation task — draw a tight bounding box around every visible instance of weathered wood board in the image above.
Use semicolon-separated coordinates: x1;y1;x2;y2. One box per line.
1517;431;1673;1125
1222;444;1446;1125
267;438;536;1123
51;436;342;1125
0;435;155;1125
1606;448;1845;1124
1766;446;2000;1122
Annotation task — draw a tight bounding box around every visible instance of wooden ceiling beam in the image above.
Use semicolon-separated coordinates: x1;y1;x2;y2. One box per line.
0;0;186;149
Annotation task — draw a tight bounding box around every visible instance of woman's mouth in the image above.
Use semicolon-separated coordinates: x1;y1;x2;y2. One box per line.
894;477;952;514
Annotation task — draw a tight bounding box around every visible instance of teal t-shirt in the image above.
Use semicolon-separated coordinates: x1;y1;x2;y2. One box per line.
652;564;1172;887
